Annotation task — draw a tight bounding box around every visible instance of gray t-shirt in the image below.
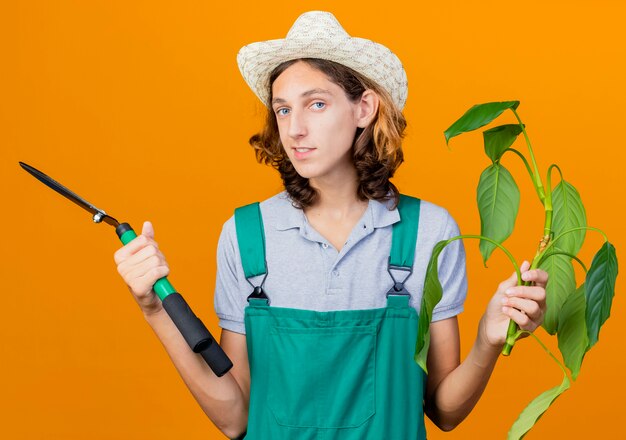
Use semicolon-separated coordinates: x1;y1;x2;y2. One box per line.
214;191;467;334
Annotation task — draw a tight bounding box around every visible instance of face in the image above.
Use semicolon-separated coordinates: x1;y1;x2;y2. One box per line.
271;61;372;183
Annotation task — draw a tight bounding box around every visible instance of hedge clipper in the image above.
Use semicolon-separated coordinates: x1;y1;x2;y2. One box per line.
19;161;233;377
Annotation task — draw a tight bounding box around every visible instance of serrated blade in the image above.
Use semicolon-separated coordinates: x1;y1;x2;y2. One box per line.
19;161;120;227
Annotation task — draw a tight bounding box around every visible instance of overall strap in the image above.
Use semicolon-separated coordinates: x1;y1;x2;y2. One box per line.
387;194;421;298
234;202;269;304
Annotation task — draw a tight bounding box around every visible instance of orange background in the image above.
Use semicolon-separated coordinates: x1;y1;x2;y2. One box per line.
2;1;625;438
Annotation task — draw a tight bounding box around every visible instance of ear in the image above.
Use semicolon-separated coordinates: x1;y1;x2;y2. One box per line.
355;90;380;128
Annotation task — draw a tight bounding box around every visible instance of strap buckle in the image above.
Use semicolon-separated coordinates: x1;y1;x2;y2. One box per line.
247;286;270;303
386;281;411;297
386;258;412;297
246;271;270;304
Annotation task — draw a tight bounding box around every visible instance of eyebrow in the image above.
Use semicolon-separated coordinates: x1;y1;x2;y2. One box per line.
272;88;332;106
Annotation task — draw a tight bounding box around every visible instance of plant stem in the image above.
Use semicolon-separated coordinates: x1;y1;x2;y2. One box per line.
505;148;534;180
505;148;545;203
517;330;570;377
450;235;523;356
449;235;522;284
504;231;554;356
538;226;609;262
544;165;563;240
511;108;546;204
502;320;519;356
539;250;589;273
503;118;555;355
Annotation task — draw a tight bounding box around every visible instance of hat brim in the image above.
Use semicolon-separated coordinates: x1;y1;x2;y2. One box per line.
237;35;408;110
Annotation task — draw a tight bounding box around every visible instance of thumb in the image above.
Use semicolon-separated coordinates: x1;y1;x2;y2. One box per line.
502;260;530;291
142;221;155;239
519;260;531;278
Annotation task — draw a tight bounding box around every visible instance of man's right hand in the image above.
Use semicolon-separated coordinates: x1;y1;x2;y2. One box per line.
114;221;170;316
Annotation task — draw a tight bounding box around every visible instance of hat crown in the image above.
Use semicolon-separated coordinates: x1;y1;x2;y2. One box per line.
237;10;408;110
285;11;350;40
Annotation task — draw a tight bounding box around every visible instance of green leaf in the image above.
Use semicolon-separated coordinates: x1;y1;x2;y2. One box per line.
482;124;524;163
585;241;618;348
557;283;588;380
552;180;587;255
507;374;570;440
477;164;520;265
444;101;520;145
538;251;576;335
414;239;448;373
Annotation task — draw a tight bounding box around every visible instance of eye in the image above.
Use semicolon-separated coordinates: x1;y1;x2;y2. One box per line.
275;107;290;116
311;101;326;110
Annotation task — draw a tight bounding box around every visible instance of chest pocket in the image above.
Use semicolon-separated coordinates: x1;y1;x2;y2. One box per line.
268;322;378;428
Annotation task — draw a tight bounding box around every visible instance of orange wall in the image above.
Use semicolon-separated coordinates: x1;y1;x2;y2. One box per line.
1;1;624;438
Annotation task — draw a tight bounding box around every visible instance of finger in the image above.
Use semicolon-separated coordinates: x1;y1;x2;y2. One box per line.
124;257;169;288
117;245;165;276
521;268;549;288
502;296;543;321
127;245;165;269
505;285;547;304
520;260;531;273
135;264;170;289
502;305;538;332
499;267;521;292
498;260;530;292
132;245;165;267
128;264;170;298
142;221;155;239
114;232;159;263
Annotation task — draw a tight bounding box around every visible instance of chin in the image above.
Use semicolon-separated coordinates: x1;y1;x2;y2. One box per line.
291;164;324;180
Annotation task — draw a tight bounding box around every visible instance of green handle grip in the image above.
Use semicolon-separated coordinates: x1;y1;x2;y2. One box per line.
117;224;175;300
115;222;233;377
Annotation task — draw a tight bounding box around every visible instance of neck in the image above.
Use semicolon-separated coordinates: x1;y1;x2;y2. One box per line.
306;166;366;217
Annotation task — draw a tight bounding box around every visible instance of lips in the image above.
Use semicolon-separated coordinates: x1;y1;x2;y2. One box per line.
292;147;316;160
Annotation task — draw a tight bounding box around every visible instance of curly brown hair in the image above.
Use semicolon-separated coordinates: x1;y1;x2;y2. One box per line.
249;58;407;209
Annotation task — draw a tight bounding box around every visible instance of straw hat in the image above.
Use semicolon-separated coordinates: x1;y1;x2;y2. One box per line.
237;11;408;110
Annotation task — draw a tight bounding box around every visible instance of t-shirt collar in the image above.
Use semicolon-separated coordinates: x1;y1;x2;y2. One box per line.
275;192;400;231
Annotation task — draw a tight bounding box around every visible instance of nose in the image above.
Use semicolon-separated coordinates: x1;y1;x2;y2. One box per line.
287;108;307;139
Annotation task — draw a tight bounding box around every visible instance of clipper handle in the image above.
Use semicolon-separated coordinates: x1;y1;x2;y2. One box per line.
116;222;233;377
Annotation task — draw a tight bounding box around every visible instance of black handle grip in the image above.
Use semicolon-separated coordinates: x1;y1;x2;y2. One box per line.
199;338;235;378
158;290;234;377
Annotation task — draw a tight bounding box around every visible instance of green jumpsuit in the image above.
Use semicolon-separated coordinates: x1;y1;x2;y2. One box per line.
233;195;428;440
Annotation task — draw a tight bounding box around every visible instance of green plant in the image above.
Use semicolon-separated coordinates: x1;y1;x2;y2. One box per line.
413;101;619;439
